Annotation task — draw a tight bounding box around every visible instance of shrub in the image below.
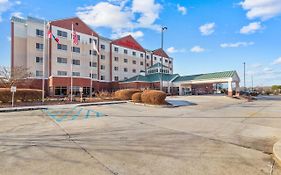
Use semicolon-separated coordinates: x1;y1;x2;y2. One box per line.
132;92;142;103
95;91;113;99
141;90;167;105
114;89;141;100
0;88;42;103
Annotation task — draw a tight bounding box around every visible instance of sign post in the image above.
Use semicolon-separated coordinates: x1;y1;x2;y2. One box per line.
79;87;83;102
11;86;16;107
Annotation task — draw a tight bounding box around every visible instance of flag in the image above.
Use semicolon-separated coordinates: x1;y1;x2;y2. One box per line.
93;41;99;55
73;31;78;45
48;30;60;44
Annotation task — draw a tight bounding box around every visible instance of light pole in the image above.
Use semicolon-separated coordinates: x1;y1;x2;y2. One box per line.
160;26;167;91
243;62;246;91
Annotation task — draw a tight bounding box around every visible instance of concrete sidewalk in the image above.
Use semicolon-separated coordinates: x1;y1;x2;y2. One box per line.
274;140;281;167
0;101;127;112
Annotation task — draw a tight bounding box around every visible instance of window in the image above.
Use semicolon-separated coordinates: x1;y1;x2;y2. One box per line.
100;55;105;60
124;68;128;72
169;60;172;64
36;43;43;50
100;75;105;80
124;49;128;54
36;70;43;77
140;53;144;58
36;57;43;63
114;76;119;81
36;29;43;37
89;50;97;55
58;71;67;76
124;58;128;63
72;59;80;65
132;60;136;64
55;86;67;96
114;47;118;52
146;55;149;59
132;69;136;73
146;63;149;67
140;61;144;66
101;65;105;70
57;57;67;64
57;44;67;51
72;72;80;76
165;59;168;63
114;66;118;71
114;57;119;61
124;77;128;80
101;44;105;49
72;47;80;53
57;30;67;38
154;57;157;60
132;51;136;56
89;38;97;44
89;62;97;67
89;73;97;79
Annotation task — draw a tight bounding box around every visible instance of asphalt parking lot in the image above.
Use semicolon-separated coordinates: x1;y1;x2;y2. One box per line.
0;95;281;175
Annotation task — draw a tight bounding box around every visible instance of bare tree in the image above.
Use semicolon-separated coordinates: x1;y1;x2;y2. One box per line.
0;66;33;88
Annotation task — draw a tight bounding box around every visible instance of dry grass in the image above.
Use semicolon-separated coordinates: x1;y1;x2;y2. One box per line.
115;89;141;100
0;88;42;103
141;90;167;105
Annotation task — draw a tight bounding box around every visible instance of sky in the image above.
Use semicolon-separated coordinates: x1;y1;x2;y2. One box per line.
0;0;281;87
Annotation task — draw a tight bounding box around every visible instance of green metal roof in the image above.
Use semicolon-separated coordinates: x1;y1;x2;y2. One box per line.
121;73;179;83
121;71;237;83
173;71;237;82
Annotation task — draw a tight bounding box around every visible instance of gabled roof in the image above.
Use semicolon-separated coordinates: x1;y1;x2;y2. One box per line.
50;17;99;37
148;63;169;69
173;71;237;82
121;73;179;83
111;35;145;52
153;48;169;58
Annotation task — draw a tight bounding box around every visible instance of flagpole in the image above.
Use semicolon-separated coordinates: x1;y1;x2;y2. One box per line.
90;33;93;98
70;22;73;102
42;20;46;103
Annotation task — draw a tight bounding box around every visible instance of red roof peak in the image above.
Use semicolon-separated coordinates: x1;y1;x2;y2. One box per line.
50;17;99;37
111;35;145;52
153;48;169;58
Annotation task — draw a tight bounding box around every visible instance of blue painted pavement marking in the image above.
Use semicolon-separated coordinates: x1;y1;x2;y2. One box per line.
85;110;91;119
71;108;83;120
56;106;78;122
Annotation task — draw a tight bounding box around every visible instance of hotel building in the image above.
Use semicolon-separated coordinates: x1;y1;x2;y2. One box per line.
11;16;240;97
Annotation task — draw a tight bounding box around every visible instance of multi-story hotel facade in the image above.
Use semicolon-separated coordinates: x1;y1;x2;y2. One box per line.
11;16;173;96
11;16;240;97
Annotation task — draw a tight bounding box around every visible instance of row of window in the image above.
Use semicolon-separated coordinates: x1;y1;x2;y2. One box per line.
113;47;144;58
147;69;170;74
114;67;137;73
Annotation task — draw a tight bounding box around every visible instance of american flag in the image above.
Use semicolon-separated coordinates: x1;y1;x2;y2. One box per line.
73;31;78;45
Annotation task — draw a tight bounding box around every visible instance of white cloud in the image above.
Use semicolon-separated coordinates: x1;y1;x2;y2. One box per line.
273;57;281;65
199;22;215;36
0;0;12;22
77;0;162;38
11;11;23;18
190;46;205;53
166;47;185;54
240;22;262;34
240;0;281;20
177;4;187;15
111;30;144;39
220;41;254;48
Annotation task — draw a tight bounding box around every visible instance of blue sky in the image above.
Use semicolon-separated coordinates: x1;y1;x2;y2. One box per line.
1;0;281;86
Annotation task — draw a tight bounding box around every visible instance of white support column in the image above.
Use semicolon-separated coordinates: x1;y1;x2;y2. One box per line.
179;85;183;96
228;81;233;96
235;81;240;96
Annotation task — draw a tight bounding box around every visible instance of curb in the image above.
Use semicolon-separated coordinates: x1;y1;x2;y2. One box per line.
128;101;173;108
0;101;127;113
273;140;281;167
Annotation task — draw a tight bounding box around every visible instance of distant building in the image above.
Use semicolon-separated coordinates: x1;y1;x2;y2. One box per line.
11;16;239;96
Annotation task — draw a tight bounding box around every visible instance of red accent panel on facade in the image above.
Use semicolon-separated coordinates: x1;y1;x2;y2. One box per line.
50;17;99;37
153;48;169;58
11;21;14;70
49;77;91;87
109;43;112;81
111;35;145;52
